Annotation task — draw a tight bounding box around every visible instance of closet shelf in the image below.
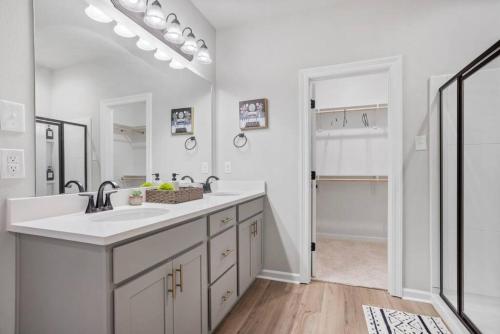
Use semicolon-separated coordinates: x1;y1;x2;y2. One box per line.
316;103;388;115
316;128;387;137
317;175;388;182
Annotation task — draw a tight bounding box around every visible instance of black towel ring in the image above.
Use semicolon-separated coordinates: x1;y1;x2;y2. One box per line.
184;136;197;150
233;133;248;148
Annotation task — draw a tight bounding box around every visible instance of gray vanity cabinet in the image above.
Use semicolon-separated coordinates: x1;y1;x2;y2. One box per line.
238;213;263;295
114;244;207;334
114;262;174;334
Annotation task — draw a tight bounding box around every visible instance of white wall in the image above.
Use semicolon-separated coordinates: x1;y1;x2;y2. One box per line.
215;0;500;290
315;73;389;109
0;1;35;334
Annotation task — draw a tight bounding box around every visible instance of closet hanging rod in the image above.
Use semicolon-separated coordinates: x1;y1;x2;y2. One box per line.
316;103;388;115
317;175;388;182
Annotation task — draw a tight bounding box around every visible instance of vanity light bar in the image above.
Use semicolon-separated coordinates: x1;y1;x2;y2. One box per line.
99;0;212;65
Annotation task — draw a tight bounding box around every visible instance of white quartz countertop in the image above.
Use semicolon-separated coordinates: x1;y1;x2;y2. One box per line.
8;187;265;246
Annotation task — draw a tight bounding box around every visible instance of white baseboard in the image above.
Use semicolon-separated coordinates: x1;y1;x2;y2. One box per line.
257;269;301;284
317;232;387;243
402;288;432;303
431;294;469;334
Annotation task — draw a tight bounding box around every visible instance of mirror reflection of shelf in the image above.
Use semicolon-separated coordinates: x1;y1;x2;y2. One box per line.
317;175;388;182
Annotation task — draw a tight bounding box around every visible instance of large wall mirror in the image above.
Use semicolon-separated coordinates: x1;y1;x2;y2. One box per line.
33;0;213;196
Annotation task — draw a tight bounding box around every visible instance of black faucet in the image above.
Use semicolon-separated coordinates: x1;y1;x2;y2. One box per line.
203;176;219;193
64;180;85;193
181;175;194;183
79;180;119;214
96;181;119;211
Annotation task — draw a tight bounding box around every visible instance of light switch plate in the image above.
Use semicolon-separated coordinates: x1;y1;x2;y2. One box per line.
415;135;427;151
1;149;25;179
224;161;232;174
201;162;209;174
0;100;26;133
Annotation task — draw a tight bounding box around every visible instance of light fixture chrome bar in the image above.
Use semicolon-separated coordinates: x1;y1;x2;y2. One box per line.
110;0;194;61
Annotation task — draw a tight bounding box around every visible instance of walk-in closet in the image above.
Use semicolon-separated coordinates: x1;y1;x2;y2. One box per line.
312;73;389;290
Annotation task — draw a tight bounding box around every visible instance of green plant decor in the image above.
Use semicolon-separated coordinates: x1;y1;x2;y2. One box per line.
158;182;175;191
130;190;142;197
141;181;154;188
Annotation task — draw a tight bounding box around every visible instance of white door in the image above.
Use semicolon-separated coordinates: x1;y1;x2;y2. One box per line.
310;82;318;278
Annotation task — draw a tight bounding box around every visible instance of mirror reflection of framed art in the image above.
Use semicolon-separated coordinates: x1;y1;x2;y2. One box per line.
171;107;194;135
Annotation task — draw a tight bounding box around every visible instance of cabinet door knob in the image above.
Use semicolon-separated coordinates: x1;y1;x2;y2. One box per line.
221;289;234;302
176;264;184;292
221;217;233;225
221;249;234;257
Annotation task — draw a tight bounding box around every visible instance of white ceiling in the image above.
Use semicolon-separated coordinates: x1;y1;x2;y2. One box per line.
190;0;343;29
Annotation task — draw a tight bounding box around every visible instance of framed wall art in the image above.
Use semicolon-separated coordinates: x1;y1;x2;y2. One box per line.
239;98;268;130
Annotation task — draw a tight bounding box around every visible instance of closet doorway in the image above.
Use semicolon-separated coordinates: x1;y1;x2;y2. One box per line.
299;57;403;296
312;74;389;290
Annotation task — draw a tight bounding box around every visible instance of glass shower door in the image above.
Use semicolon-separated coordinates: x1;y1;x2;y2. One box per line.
462;53;500;334
440;41;500;334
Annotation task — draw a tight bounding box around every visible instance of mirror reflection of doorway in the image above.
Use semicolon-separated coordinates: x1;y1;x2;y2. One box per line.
100;93;152;188
112;101;147;188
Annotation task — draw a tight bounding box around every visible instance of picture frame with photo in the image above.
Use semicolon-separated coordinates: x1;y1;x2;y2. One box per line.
239;98;268;130
171;107;193;135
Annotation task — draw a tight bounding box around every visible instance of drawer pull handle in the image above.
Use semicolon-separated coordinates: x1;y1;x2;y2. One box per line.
221;249;234;257
221;217;233;224
221;289;234;302
168;268;176;299
176;264;184;292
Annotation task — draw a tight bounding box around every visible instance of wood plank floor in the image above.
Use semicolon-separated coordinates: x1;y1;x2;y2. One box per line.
214;279;439;334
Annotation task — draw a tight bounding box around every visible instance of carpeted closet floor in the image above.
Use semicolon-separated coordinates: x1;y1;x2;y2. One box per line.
314;236;387;290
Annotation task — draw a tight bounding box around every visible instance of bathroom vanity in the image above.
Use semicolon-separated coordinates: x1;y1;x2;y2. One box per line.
8;183;265;334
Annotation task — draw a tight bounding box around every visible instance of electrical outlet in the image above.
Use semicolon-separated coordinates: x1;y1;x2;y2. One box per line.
201;162;209;174
1;149;25;179
0;100;26;133
224;161;232;174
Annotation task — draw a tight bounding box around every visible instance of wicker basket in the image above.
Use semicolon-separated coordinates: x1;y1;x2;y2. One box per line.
145;187;203;204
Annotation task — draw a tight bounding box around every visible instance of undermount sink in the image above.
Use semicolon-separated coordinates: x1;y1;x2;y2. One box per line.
89;208;169;222
207;192;241;196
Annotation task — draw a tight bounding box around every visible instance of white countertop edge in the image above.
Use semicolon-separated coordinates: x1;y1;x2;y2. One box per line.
8;191;265;246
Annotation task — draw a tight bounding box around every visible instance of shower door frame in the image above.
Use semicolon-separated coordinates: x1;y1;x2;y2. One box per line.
439;40;500;334
35;116;88;194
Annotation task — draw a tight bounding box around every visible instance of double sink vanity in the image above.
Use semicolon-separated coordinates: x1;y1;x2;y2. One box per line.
7;181;265;334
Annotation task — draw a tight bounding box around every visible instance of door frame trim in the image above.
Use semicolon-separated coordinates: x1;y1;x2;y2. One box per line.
297;56;404;297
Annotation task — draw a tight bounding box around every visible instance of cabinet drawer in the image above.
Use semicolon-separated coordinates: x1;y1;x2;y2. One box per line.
113;218;206;284
209;207;236;236
210;265;237;330
238;197;264;222
209;227;236;283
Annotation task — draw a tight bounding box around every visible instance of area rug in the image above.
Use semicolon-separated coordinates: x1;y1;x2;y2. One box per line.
363;305;450;334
